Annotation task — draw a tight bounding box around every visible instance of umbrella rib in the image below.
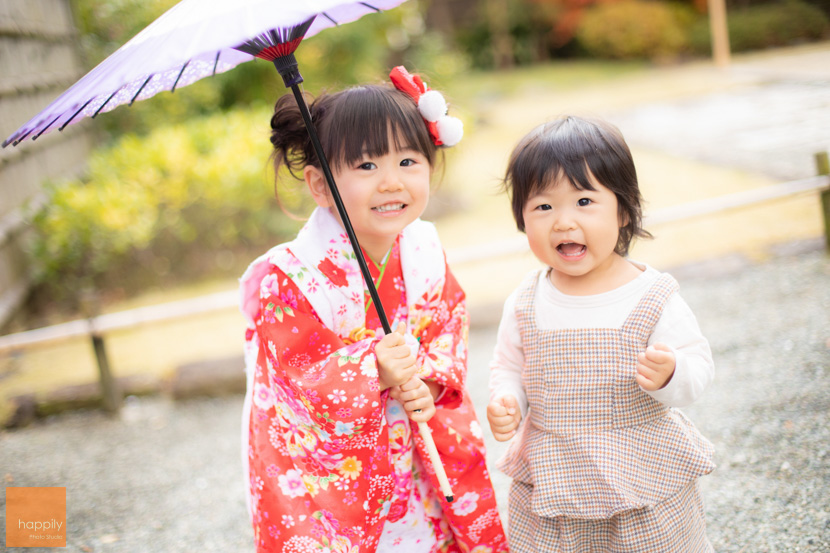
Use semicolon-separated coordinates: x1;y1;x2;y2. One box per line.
93;88;121;118
171;62;190;92
359;2;382;11
130;75;154;105
320;12;339;25
59;99;94;131
32;114;61;141
11;127;35;147
212;52;220;76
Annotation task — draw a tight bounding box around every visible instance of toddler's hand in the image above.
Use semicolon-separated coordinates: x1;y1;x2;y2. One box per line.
390;377;435;423
636;343;676;391
487;395;521;441
375;322;417;391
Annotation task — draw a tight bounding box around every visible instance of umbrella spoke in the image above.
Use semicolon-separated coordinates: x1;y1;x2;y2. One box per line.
59;99;94;131
320;12;339;25
172;61;190;92
11;128;34;147
92;88;121;118
359;3;382;11
212;52;220;76
130;75;154;105
32;115;61;141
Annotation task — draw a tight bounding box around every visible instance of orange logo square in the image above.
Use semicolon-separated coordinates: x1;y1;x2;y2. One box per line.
5;487;67;547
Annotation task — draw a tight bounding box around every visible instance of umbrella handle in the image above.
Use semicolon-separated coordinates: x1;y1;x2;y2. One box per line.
418;421;455;502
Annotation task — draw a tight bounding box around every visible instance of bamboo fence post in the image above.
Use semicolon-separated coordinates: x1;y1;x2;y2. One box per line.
91;328;120;413
816;151;830;253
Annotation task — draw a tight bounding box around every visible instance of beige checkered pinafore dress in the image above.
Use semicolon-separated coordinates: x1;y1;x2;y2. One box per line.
500;270;715;552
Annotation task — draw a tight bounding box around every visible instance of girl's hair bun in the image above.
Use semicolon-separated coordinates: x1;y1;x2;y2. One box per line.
270;92;315;180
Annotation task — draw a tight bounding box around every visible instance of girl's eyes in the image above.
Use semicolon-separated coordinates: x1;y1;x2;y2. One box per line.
532;198;591;210
355;157;418;170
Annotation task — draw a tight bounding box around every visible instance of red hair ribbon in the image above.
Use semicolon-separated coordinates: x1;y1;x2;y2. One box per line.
389;66;463;148
389;66;428;102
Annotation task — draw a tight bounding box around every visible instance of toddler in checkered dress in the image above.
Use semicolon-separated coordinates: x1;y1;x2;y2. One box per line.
487;115;716;552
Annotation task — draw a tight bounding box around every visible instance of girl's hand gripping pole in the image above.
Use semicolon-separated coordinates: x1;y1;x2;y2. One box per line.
417;421;454;502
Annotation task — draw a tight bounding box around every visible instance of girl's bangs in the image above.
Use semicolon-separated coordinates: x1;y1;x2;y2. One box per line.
324;87;433;170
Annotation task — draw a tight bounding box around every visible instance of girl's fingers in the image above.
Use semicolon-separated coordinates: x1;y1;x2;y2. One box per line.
404;398;429;413
490;424;516;434
636;361;653;375
493;429;517;442
636;371;659;391
399;377;422;392
489;413;515;426
409;407;435;423
644;345;673;364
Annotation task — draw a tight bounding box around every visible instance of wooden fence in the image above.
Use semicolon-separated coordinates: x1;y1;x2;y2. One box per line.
1;152;829;412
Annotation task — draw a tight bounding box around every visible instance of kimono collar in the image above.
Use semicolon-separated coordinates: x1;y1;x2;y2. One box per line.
240;207;446;339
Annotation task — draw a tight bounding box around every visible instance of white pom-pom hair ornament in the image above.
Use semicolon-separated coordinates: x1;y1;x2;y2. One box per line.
418;90;447;122
436;116;464;147
417;89;463;147
388;67;463;147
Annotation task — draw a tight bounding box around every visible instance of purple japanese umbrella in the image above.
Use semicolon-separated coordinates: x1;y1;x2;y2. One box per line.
3;0;454;500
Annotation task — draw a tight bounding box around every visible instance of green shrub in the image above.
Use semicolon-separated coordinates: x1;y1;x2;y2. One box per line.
29;107;310;308
576;1;700;60
689;0;829;54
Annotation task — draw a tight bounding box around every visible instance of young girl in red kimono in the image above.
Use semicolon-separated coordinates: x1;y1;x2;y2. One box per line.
239;67;509;553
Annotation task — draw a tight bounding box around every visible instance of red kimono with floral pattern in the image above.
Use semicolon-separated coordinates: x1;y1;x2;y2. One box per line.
240;208;508;553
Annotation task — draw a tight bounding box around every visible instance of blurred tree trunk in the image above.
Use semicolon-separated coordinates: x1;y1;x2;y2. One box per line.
427;0;457;34
485;0;514;68
708;0;731;67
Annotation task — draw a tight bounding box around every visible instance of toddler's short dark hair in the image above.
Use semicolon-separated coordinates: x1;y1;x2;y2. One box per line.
504;115;651;256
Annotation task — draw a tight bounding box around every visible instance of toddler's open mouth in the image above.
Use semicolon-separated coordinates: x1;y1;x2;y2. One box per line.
557;242;587;257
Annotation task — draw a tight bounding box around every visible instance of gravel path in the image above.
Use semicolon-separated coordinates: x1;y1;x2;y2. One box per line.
1;396;253;552
2;247;828;552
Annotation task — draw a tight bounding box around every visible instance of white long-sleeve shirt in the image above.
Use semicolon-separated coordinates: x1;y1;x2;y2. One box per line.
489;262;714;419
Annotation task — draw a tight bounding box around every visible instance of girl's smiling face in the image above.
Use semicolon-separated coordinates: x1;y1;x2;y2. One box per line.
522;173;633;295
305;135;431;263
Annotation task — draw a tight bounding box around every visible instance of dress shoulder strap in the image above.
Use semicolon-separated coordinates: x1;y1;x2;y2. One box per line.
514;269;545;337
621;273;679;341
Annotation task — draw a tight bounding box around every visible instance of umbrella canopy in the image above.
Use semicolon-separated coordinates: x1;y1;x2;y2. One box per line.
3;0;405;147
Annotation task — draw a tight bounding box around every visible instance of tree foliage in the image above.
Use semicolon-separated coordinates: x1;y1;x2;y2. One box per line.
30;106;314;307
